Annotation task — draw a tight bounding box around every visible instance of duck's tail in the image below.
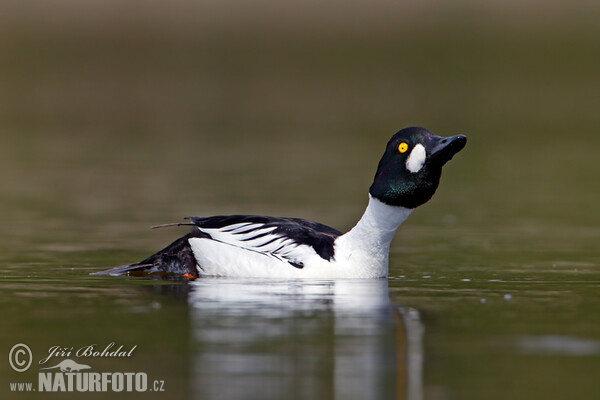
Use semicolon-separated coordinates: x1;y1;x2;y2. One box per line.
91;234;198;279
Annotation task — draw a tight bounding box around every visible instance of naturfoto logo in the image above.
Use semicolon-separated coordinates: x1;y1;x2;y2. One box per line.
39;359;91;372
8;342;165;393
38;365;149;393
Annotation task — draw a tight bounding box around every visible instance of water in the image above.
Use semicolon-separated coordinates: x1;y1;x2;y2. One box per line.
1;3;600;399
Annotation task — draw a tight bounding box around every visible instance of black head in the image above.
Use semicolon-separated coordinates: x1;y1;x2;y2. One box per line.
369;127;467;209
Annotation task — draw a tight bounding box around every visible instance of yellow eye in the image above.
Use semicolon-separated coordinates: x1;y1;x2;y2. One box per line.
398;142;409;153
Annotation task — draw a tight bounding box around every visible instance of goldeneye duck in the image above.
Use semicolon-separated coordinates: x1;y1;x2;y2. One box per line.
94;127;466;279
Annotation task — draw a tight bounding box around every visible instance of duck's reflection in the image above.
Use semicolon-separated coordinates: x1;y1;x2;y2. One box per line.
187;278;423;400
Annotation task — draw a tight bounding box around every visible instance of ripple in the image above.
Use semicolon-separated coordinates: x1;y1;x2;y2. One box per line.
516;335;600;356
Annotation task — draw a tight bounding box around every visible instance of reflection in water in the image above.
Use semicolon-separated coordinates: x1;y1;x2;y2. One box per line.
395;307;424;400
188;279;423;400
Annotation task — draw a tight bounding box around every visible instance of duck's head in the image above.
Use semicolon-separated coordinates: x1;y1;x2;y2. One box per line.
369;127;467;209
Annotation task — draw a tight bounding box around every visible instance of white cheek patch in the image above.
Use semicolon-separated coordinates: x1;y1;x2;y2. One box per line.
405;144;426;173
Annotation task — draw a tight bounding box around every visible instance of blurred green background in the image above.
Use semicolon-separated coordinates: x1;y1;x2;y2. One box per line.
1;1;599;399
1;0;599;248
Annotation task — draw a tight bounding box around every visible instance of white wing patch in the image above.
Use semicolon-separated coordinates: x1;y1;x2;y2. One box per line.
198;223;316;267
405;143;426;173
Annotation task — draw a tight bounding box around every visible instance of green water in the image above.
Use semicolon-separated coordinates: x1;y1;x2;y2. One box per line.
1;4;600;399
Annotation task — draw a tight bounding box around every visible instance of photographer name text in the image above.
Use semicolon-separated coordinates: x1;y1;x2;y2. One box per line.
39;343;137;365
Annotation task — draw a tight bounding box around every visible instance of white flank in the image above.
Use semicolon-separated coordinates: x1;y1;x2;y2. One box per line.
189;237;323;278
405;144;426;173
188;222;323;278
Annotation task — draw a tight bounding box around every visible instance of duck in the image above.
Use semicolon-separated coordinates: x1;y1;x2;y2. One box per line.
93;127;466;279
